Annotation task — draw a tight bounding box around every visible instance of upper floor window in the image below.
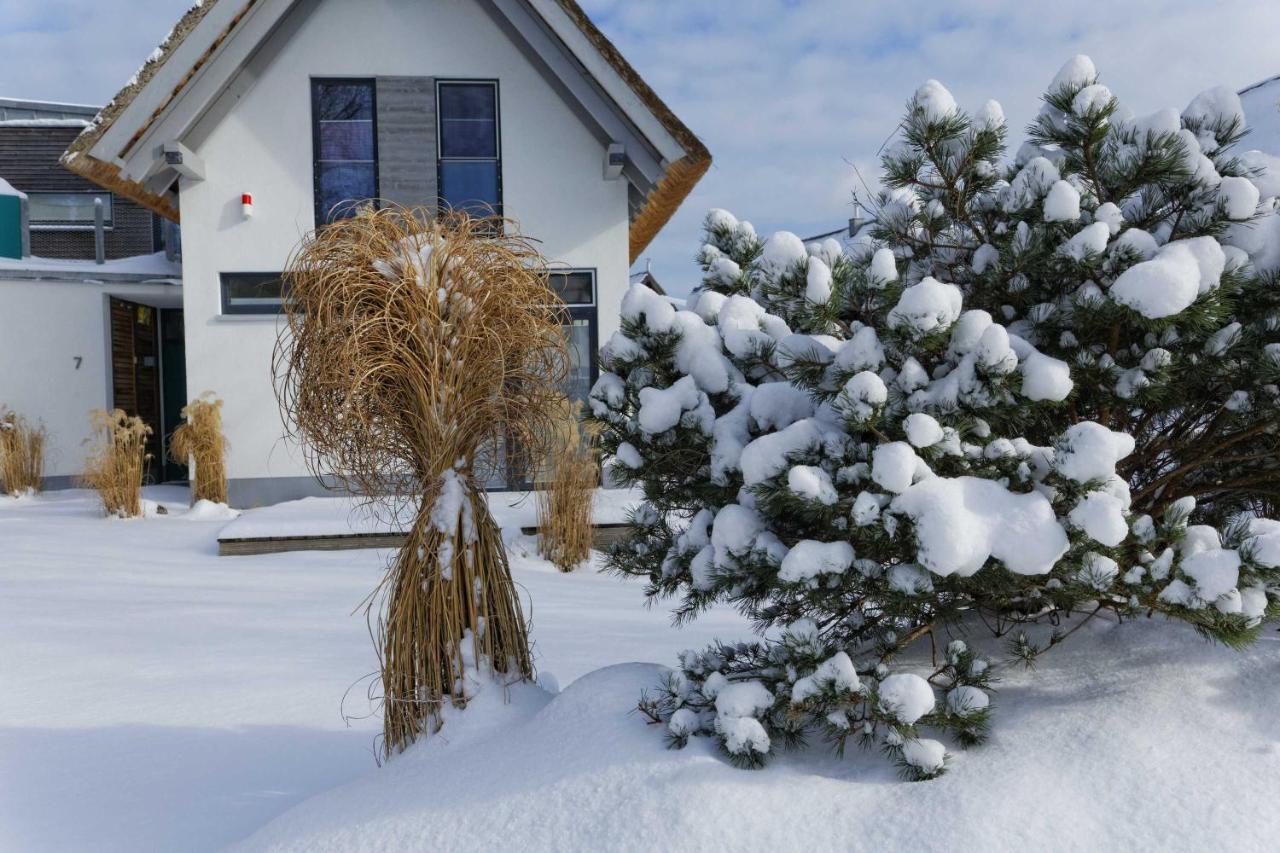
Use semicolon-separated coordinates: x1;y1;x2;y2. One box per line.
437;81;501;217
28;191;112;228
312;79;378;225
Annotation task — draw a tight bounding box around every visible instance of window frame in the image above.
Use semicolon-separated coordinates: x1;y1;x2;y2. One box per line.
311;77;380;227
435;79;503;217
27;190;114;230
220;271;288;316
548;268;599;402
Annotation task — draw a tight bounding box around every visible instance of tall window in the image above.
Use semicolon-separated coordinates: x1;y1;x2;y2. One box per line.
437;81;501;216
312;79;378;224
549;270;598;405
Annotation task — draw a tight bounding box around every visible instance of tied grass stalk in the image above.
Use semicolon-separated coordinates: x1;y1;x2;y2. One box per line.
0;408;46;497
170;392;229;504
536;398;598;571
82;409;150;518
274;206;569;756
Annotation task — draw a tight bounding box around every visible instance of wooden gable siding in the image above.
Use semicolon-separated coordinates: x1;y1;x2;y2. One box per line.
375;77;438;213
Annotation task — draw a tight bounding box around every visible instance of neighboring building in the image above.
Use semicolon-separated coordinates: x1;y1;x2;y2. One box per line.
1239;75;1280;154
57;0;710;506
0;98;183;487
0;98;163;260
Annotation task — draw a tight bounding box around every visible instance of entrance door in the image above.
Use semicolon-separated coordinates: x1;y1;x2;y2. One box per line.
159;309;188;482
109;297;163;483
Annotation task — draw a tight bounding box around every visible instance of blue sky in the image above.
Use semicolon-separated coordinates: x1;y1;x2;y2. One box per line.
4;0;1280;295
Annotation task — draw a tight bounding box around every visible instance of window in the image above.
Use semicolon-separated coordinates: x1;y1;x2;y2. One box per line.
312;79;378;224
437;81;501;216
549;270;598;405
221;272;287;315
28;192;112;228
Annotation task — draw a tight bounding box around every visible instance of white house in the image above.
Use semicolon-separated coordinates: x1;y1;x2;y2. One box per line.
51;0;709;506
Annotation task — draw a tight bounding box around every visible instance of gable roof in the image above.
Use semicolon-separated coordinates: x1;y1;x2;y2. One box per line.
62;0;710;262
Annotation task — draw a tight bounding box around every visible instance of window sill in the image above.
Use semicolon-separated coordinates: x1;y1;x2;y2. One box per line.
30;225;116;232
212;313;285;324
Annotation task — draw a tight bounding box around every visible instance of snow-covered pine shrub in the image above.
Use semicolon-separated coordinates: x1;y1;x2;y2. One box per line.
592;61;1280;779
82;409;150;518
169;392;228;505
536;398;599;572
875;56;1280;525
275;207;569;756
0;407;46;497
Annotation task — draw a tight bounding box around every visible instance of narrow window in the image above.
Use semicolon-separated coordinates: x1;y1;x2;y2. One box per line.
437;81;501;217
220;272;287;315
312;79;378;224
27;191;113;228
548;270;598;405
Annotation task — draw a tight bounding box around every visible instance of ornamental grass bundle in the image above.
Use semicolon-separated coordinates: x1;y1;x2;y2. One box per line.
536;398;598;571
0;407;46;497
274;206;569;756
82;409;150;518
170;392;228;505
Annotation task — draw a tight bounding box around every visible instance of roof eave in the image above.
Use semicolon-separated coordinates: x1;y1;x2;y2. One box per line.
62;0;711;247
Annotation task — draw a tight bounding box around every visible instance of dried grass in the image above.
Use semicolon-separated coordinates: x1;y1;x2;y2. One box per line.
536;398;598;571
170;392;228;505
82;409;151;518
274;206;569;756
0;407;47;497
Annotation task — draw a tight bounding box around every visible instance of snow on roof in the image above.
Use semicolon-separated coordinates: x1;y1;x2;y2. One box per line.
0;177;27;199
1240;75;1280;156
0;118;91;128
0;251;181;280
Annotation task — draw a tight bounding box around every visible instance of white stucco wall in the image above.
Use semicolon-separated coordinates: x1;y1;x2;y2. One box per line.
178;0;631;501
0;277;181;480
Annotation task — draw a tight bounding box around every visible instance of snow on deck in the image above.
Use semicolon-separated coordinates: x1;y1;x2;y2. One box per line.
217;488;642;542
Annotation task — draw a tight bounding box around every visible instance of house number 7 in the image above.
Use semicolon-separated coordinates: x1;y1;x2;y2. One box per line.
73;357;83;370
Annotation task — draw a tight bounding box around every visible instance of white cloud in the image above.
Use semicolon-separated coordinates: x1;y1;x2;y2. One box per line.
584;0;1280;294
7;1;1280;297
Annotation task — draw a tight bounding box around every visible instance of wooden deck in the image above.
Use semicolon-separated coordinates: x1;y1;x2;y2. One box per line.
218;522;632;557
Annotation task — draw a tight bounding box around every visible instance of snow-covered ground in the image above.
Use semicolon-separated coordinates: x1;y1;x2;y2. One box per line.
0;489;750;852
3;489;1279;852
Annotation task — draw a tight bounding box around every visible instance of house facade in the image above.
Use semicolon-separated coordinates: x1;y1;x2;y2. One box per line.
0;98;184;487
60;0;709;506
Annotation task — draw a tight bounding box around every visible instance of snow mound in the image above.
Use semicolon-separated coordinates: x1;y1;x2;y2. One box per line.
228;626;1280;853
182;500;240;521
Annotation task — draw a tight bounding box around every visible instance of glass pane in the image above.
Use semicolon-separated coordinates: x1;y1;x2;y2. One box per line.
549;272;594;306
439;161;499;215
440;118;497;158
316;82;373;121
439;83;496;121
28;193;111;224
223;273;286;313
563;319;593;404
317;162;377;222
319;120;374;161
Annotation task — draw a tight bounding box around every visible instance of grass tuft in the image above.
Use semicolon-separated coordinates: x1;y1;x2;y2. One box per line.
170;392;229;504
0;407;46;497
536;398;598;572
82;409;150;518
